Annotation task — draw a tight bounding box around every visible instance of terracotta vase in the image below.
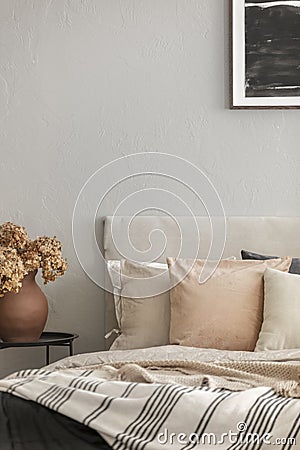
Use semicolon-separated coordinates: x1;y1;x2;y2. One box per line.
0;270;48;342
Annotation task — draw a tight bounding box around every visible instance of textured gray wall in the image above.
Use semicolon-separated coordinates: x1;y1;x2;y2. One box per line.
0;0;299;376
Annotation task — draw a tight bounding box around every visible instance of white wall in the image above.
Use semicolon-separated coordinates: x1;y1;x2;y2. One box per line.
0;0;299;376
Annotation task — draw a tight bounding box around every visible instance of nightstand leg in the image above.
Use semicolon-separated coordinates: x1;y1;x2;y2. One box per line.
69;341;73;357
46;345;50;365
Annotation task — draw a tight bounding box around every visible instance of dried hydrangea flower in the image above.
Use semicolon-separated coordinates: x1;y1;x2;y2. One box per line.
31;236;67;284
0;222;30;251
21;245;40;273
0;247;25;297
0;223;67;295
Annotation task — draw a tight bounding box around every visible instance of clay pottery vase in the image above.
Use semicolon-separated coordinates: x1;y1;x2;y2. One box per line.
0;270;48;342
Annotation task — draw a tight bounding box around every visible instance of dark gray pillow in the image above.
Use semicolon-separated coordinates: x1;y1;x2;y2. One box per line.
241;250;300;274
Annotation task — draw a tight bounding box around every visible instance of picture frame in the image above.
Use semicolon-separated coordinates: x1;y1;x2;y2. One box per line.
231;0;300;109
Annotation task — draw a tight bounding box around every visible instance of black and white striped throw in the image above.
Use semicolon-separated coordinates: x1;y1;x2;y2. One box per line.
0;365;299;449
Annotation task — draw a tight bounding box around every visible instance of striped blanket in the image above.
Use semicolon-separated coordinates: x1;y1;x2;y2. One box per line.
0;358;300;449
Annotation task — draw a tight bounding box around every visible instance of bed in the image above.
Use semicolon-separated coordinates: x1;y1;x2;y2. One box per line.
1;216;300;450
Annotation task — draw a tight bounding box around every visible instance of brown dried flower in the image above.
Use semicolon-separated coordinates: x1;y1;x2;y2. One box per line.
0;223;67;296
0;222;30;251
31;236;67;284
0;247;25;297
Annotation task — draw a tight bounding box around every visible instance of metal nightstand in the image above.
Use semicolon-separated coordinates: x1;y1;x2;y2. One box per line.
0;332;79;365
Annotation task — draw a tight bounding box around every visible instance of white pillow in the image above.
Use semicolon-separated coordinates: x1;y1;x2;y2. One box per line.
107;260;122;328
255;268;300;351
107;260;168;325
107;260;170;350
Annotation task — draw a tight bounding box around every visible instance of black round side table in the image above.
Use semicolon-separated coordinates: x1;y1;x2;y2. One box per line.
0;332;79;365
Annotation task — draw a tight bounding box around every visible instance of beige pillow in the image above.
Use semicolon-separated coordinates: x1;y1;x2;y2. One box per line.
168;257;292;351
255;268;300;351
110;260;170;350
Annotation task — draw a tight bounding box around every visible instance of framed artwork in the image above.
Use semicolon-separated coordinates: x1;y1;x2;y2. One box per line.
231;0;300;109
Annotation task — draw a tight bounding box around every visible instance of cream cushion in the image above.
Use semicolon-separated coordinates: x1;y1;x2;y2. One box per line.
255;268;300;351
168;257;292;351
110;260;170;350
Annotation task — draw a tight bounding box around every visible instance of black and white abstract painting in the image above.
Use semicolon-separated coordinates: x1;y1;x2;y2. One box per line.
231;0;300;108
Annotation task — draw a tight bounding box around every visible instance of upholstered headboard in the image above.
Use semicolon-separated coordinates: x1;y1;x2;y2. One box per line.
103;216;300;347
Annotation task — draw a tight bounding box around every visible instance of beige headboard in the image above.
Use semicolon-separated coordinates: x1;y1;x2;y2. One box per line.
103;216;300;347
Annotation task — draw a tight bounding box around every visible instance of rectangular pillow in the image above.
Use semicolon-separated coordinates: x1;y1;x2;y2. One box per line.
255;268;300;351
241;249;300;275
109;260;170;350
167;257;292;351
107;260;122;330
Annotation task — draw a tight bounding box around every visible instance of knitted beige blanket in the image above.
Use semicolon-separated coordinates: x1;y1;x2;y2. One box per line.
90;359;300;398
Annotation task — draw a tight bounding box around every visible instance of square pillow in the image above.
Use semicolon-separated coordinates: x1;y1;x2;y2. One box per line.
109;260;170;350
241;249;300;275
255;268;300;351
167;257;292;351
